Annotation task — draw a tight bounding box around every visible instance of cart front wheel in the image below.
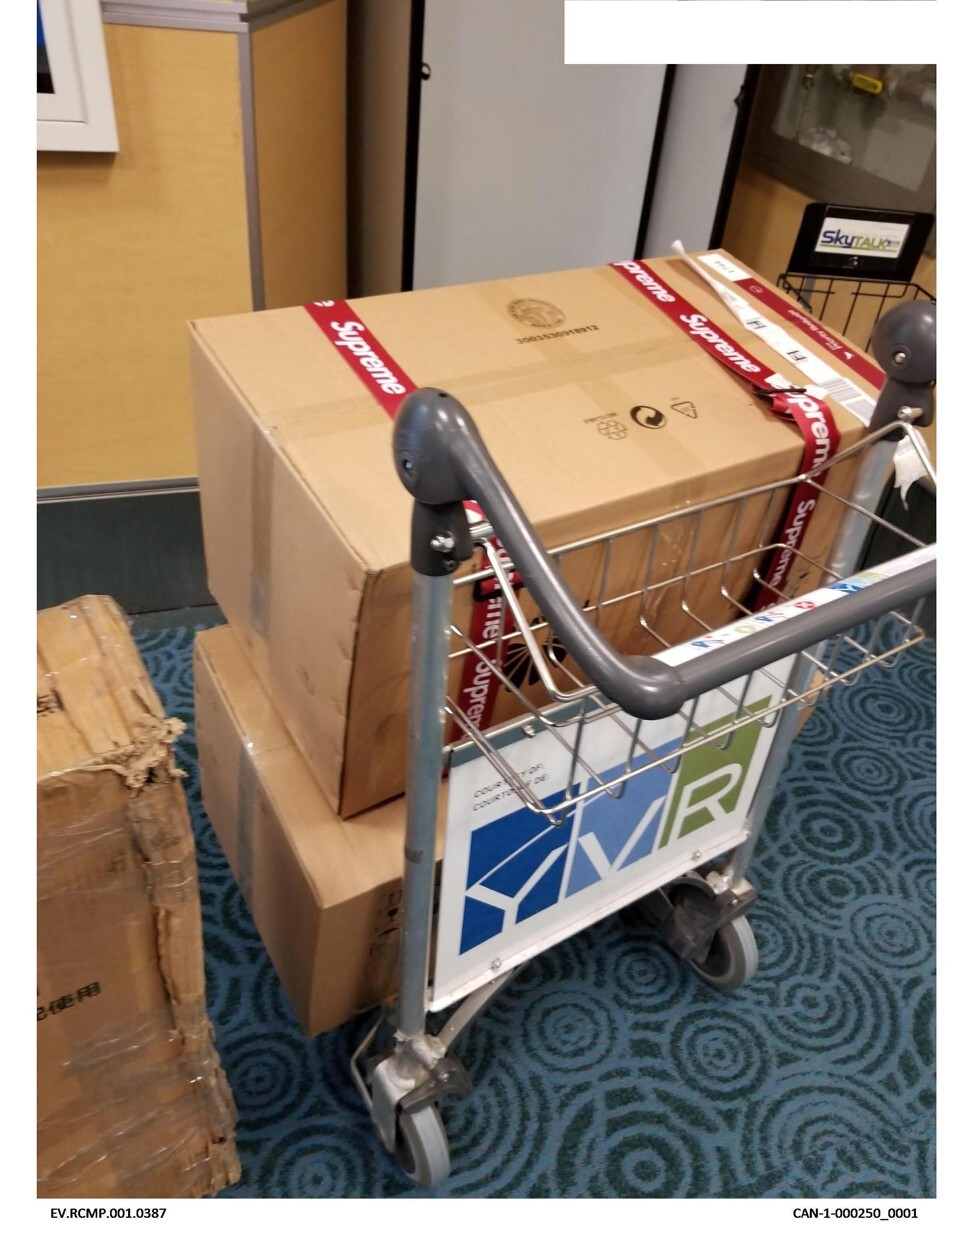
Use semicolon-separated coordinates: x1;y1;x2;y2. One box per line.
689;915;759;992
395;1104;451;1188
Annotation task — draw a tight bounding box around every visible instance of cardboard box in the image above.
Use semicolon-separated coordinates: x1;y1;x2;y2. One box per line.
190;251;876;817
37;597;240;1199
194;624;439;1037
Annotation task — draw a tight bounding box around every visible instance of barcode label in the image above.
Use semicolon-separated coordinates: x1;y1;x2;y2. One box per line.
816;375;875;420
845;396;876;423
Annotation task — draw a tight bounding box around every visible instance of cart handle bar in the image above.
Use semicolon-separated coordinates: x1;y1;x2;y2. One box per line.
393;389;934;722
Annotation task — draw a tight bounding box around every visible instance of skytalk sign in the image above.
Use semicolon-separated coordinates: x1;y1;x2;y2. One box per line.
431;666;786;1008
815;216;910;259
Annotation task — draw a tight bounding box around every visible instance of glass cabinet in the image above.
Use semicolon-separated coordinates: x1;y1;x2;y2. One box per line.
744;65;935;250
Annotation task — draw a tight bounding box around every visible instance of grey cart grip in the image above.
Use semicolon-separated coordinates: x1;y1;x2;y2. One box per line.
869;300;936;437
393;389;934;722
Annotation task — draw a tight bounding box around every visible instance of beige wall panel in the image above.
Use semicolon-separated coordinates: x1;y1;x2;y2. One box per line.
347;0;411;297
251;0;348;310
38;24;253;488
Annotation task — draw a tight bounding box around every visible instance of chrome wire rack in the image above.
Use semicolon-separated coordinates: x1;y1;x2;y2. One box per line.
442;423;935;821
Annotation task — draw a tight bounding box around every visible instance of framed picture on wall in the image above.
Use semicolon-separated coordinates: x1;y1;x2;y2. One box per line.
37;0;118;152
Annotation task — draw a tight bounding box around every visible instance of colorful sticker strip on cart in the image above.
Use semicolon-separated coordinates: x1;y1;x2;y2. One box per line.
431;545;934;1007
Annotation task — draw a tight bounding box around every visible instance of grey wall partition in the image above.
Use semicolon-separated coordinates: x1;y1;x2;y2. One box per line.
411;0;667;288
640;65;748;257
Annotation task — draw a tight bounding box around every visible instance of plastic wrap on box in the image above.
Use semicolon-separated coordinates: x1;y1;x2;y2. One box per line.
37;596;240;1199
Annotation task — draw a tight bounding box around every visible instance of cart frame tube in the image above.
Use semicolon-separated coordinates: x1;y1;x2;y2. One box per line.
728;434;907;884
396;570;454;1039
824;440;899;581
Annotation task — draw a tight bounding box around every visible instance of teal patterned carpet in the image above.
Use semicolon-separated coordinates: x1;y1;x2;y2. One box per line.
134;625;936;1199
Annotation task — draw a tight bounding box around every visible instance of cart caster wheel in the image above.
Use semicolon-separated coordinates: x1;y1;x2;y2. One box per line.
689;915;759;992
395;1105;451;1188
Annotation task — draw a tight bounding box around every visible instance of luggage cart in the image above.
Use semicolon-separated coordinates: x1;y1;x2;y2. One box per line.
351;301;937;1188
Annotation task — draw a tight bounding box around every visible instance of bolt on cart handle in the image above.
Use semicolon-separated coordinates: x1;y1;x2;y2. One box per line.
392;301;935;722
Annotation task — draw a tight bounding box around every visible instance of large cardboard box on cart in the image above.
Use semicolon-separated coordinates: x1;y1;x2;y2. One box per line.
190;251;880;819
37;597;240;1198
194;623;443;1037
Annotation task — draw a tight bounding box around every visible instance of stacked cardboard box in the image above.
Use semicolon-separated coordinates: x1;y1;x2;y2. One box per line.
37;597;240;1198
189;251;885;1034
194;625;442;1036
190;251;876;820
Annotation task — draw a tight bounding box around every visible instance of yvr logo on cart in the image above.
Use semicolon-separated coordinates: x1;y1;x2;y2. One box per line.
458;700;770;954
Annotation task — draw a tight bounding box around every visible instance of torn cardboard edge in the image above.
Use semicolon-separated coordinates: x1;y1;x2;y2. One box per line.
38;596;240;1199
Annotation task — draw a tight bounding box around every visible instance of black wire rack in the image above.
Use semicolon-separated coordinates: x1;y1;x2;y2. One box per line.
776;273;935;355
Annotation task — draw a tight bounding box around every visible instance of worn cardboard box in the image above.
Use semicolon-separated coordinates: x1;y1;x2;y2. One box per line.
194;624;441;1037
190;251;876;817
37;597;240;1198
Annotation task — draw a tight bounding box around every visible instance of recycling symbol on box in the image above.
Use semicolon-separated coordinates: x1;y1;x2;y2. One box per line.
597;417;628;440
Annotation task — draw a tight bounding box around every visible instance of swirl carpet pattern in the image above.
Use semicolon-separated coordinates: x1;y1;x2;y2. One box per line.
133;626;935;1199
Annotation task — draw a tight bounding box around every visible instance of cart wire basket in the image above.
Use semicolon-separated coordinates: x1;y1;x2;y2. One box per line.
777;272;935;357
352;300;937;1188
444;422;932;824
